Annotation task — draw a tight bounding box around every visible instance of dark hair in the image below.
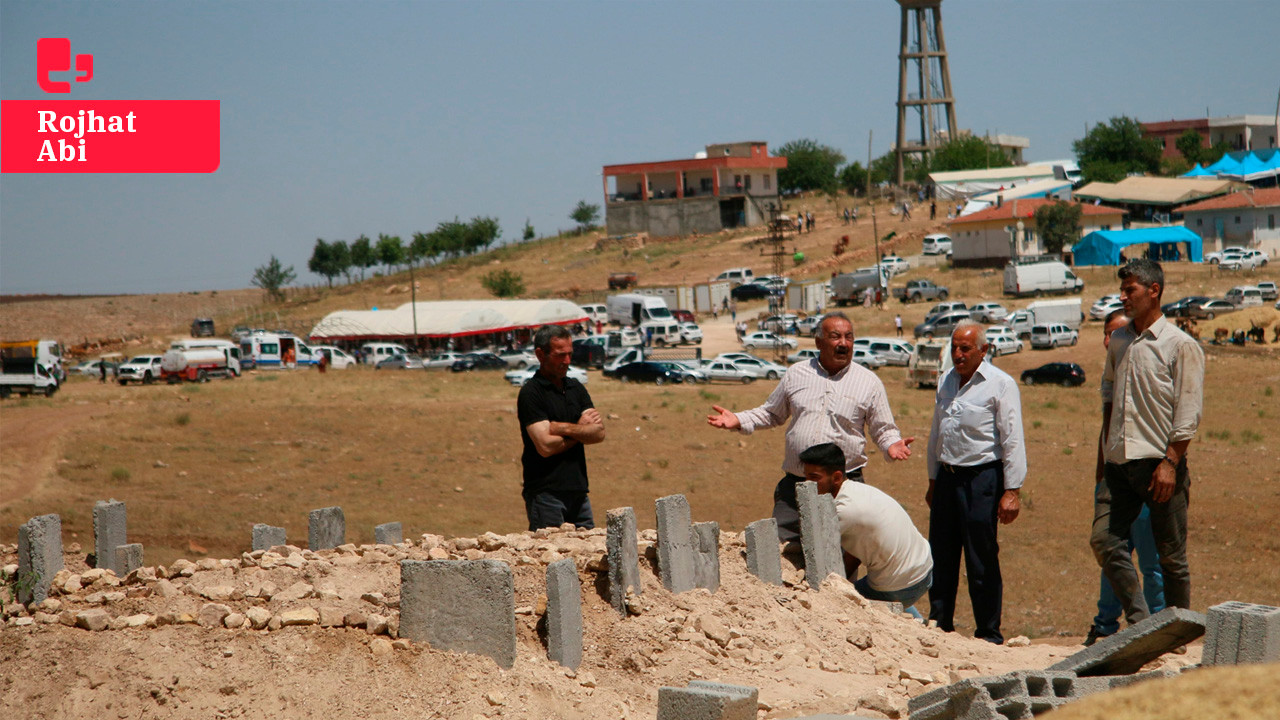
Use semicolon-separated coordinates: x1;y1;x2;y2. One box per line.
818;311;852;335
1118;258;1163;297
1104;308;1128;325
533;325;572;353
799;443;845;472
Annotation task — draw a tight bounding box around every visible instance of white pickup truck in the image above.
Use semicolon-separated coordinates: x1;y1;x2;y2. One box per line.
0;340;62;398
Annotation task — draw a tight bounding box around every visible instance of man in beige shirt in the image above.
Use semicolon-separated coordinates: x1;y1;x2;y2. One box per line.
1098;259;1204;626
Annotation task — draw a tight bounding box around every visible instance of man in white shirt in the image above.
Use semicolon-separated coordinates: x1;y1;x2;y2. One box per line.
926;322;1026;645
707;312;914;543
800;443;932;617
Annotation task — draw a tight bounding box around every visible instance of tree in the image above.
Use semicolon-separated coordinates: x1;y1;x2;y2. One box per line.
465;216;501;254
929;136;1012;173
349;234;375;282
375;233;404;274
570;201;599;234
1032;200;1083;255
838;162;868;195
251;255;296;302
329;240;354;284
774;139;845;193
308;238;348;288
523;218;536;242
1175;128;1207;165
869;150;927;187
480;269;525;298
1072;116;1161;184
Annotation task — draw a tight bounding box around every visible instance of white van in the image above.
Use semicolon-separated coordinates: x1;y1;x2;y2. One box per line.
715;268;755;286
639;321;682;347
360;342;410;366
312;345;357;369
241;333;321;369
607;294;674;326
1003;259;1084;298
579;304;608;324
1225;285;1264;308
922;233;953;256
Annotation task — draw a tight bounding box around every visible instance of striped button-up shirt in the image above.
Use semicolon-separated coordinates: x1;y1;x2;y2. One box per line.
927;360;1027;490
1102;315;1204;464
735;358;903;477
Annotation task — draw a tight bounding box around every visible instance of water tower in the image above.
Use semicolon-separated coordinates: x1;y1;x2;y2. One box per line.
894;0;958;186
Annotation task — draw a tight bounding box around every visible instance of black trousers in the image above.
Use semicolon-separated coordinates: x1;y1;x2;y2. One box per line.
928;461;1005;644
772;468;864;543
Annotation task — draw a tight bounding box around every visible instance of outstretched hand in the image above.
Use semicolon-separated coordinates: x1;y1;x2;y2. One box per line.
706;405;741;430
888;437;915;461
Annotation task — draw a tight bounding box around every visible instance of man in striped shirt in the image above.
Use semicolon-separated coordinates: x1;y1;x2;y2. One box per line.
707;312;914;542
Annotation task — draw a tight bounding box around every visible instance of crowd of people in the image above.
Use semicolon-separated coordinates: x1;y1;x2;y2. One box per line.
514;258;1203;646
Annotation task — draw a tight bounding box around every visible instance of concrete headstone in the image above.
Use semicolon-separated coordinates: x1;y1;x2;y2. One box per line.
17;514;63;605
308;506;345;551
93;500;127;574
606;507;640;615
399;559;516;669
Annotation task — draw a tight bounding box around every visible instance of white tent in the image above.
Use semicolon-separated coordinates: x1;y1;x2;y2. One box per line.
309;299;588;341
959;178;1074;216
929;165;1060;201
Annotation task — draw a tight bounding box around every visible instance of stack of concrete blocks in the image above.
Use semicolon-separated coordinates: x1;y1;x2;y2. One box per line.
308;506;345;550
606;507;640;615
545;558;583;670
1048;607;1205;676
93;499;128;575
114;543;144;576
16;514;63;605
691;521;720;593
1202;601;1280;666
399;559;516;669
374;521;403;545
743;518;782;586
252;523;287;551
795;481;842;589
657;681;758;720
907;668;1179;720
655;495;696;594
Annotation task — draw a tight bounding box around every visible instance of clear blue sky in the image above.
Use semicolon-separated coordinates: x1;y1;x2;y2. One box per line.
2;0;1277;295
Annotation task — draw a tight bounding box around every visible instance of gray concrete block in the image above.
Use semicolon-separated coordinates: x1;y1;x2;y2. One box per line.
545;558;582;670
374;522;403;545
16;514;63;605
399;559;516;669
606;507;640;615
744;518;782;585
114;543;143;576
93;499;127;574
252;523;287;552
656;494;695;594
308;506;345;550
910;669;1123;720
1236;603;1280;665
692;521;720;593
1048;606;1205;676
658;681;757;720
795;481;842;589
1203;600;1250;665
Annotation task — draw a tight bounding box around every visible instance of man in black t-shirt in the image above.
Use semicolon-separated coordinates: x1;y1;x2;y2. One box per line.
517;325;606;530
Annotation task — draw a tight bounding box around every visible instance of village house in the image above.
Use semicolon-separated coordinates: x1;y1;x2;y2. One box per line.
1142;114;1280;159
1178;186;1280;257
947;198;1126;268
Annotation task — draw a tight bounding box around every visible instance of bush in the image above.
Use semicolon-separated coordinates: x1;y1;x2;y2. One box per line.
481;269;526;298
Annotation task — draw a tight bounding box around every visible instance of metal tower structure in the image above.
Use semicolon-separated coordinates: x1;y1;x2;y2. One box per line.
894;0;958;186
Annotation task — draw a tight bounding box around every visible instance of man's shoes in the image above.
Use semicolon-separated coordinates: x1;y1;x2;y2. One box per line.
1083;626;1114;647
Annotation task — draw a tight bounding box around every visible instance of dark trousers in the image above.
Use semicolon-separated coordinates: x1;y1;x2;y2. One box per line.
1098;459;1190;625
523;490;594;532
773;469;864;543
928;461;1004;644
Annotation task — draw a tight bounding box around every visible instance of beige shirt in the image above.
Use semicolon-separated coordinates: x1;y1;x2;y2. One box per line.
1102;315;1204;464
835;481;932;592
736;358;903;477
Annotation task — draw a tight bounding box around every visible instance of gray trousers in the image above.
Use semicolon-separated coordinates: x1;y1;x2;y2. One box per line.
1098;458;1190;626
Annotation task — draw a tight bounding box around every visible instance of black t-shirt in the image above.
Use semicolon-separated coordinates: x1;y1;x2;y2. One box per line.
517;373;594;496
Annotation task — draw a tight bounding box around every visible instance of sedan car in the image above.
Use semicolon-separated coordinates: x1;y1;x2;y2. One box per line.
1021;362;1086;387
613;361;684;385
879;255;911;276
984;327;1023;356
1090;299;1125;322
851;348;885;369
702;360;762;384
423;352;467;369
787;348;820;364
678;322;703;344
969;302;1008;323
1220;249;1267;270
795;316;822;336
1205;246;1247;264
1161;296;1210;318
1255;281;1278;302
730;282;778;301
450;352;508;372
498;348;537;368
758;314;799;334
1189;299;1238;320
914;310;972;339
657;361;707;384
729;356;788;379
1089;294;1121;319
505;364;589;386
117;355;164;385
741;331;798;350
376;353;425;370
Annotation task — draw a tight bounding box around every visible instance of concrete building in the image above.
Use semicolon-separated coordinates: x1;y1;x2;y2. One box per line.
602;142;786;237
1178;187;1280;257
1074;176;1242;225
1143;115;1280;159
946;198;1126;268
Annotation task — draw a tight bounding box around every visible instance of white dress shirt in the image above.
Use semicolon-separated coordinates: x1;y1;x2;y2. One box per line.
927;359;1027;489
735;358;903;477
835;481;933;592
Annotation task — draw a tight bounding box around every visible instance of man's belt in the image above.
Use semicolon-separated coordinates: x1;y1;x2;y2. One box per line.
938;459;1001;476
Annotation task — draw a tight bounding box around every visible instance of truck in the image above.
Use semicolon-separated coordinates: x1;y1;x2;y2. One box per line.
1003;298;1084;337
161;339;241;382
830;268;887;306
0;340;61;398
894;279;950;304
1003;259;1084;298
786;280;827;314
606;293;675;327
608;271;638;290
906;338;952;389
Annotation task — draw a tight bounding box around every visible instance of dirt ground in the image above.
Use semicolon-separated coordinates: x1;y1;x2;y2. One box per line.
4;203;1280;718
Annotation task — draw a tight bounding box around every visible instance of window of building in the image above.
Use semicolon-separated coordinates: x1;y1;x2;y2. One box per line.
1235;216;1241;224
1196;218;1203;226
1270;214;1276;230
743;175;752;191
763;174;771;190
700;178;712;192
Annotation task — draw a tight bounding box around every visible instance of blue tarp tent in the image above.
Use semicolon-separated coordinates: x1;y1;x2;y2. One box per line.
1184;149;1280;183
1072;227;1203;266
1182;163;1215;177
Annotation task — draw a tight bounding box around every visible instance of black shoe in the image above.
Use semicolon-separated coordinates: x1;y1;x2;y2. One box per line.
1083;626;1113;647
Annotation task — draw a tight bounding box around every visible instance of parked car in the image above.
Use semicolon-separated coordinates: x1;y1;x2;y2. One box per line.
787;348;820;364
423;352;467;369
74;357;122;376
1162;296;1211;318
1090;295;1123;320
657;361;707;384
614;361;684;385
795;316;822;336
312;345;356;369
715;267;755;286
879;255;911;276
894;279;949;303
1205;246;1247;264
741;331;798;350
1257;281;1279;302
925;301;968;321
1029;323;1079;349
851;348;886;369
505;364;589;387
1225;285;1264;308
730;282;778;301
759;314;799;334
703;359;761;384
1189;299;1238;320
578;304;608;323
1021;362;1086;387
117;355;164;385
914;310;971;339
984;326;1023;356
498;348;538;368
754;277;790;293
969;302;1008;323
450;352;507;372
922;233;953;256
724;356;788;380
376;353;425;370
671;309;696;324
854;337;915;366
678;322;703;344
1219;249;1267;270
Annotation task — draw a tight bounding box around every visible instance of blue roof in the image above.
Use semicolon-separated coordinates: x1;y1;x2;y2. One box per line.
1072;227;1203;266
